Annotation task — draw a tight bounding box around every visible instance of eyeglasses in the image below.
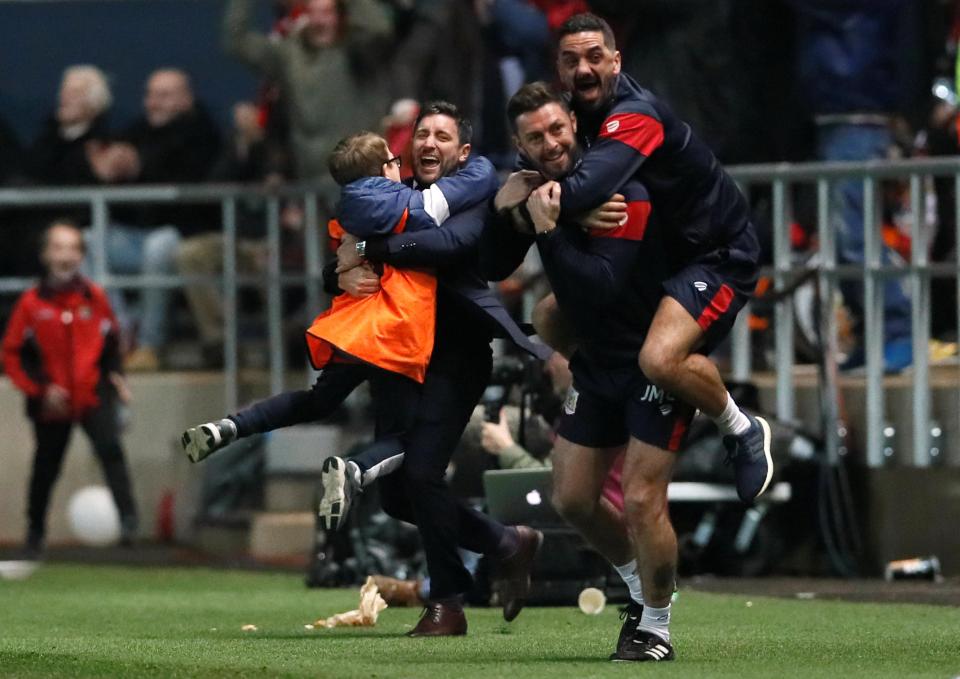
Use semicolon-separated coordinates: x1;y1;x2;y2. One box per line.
383;156;402;168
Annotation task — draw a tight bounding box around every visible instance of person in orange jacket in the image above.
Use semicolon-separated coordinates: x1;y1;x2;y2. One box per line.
181;131;499;530
2;219;138;557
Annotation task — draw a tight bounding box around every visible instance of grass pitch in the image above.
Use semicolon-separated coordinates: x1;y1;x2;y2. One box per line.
1;564;958;678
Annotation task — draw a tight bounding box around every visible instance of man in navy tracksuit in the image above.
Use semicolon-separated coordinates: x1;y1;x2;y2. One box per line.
486;14;773;660
481;83;685;662
331;103;551;636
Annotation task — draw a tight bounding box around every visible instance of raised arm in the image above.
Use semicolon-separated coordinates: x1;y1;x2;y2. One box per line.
344;0;395;68
223;0;284;79
559;104;664;215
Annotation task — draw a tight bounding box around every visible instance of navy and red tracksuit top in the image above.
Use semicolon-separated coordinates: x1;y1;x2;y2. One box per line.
561;73;759;265
2;276;122;421
482;175;669;367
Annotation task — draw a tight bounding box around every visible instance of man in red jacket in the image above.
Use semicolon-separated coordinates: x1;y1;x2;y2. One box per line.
2;220;137;557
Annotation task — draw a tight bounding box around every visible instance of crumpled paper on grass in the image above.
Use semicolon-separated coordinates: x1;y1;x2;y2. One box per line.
313;576;388;628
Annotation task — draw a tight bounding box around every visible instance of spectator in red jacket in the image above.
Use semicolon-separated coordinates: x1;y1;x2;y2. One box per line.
2;220;138;558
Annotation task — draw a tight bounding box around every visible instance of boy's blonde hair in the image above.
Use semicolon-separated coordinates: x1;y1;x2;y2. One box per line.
328;131;391;186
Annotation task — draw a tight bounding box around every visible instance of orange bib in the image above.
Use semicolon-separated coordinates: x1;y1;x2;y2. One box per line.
305;214;437;383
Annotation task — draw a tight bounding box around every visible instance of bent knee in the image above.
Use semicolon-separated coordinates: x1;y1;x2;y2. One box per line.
638;340;677;383
551;489;596;526
621;482;669;524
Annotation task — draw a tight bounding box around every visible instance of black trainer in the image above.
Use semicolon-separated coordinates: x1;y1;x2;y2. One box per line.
317;456;360;531
181;419;237;463
610;601;644;658
612;628;675;662
723;412;773;503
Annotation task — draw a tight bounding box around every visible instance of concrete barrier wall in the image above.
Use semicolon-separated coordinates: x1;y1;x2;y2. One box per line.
0;374;228;547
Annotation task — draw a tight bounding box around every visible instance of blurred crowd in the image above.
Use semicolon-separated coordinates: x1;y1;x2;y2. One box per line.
0;0;958;370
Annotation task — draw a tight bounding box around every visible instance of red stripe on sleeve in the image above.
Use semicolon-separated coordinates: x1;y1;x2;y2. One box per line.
696;283;735;331
598;112;664;156
589;200;650;241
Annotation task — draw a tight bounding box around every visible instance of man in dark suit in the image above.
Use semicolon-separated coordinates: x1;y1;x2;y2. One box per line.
331;102;550;637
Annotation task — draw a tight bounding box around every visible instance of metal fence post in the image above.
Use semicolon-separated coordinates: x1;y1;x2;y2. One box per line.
90;194;109;284
817;178;842;463
863;177;886;467
909;174;931;467
222;197;239;413
266;197;284;396
772;179;795;422
730;182;752;382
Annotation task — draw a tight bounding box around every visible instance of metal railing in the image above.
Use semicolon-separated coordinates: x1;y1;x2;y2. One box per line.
727;157;960;468
1;156;958;466
0;183;330;412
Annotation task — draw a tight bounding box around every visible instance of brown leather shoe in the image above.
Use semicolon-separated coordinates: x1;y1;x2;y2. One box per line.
407;601;467;637
497;525;544;622
372;575;424;607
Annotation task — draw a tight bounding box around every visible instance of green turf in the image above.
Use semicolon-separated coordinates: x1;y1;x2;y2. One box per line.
1;564;958;678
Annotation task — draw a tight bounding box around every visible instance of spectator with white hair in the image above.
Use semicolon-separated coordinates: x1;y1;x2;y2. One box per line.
27;64;135;186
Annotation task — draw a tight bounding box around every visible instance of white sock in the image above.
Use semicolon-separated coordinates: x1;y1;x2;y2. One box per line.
613;560;643;605
638;603;671;642
714;392;751;436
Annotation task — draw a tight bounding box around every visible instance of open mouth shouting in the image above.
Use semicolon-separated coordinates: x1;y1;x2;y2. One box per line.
574;75;601;100
418;152;441;173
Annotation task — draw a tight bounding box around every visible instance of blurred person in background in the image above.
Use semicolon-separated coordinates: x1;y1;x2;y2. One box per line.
223;0;393;203
19;66;130;278
2;220;138;558
106;68;222;371
175;101;291;366
0;111;27;282
0;112;21;185
27;65;119;188
588;0;790;165
787;0;915;372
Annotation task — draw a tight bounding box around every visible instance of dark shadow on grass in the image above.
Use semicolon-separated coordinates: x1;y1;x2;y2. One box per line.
238;631;405;640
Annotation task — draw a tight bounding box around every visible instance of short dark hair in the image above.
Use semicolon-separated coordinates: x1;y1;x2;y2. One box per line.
506;82;570;132
42;218;85;253
557;13;616;50
327;131;391;186
414;101;473;146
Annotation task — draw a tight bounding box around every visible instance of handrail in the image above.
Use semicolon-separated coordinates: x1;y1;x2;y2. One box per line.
0;157;958;468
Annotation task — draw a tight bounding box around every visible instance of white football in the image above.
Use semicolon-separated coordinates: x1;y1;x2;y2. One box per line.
67;486;121;546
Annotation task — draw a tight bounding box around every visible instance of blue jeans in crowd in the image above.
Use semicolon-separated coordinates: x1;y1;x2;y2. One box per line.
816;123;912;345
85;224;180;350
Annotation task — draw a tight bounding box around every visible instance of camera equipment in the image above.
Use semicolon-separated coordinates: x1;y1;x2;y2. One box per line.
480;355;556;444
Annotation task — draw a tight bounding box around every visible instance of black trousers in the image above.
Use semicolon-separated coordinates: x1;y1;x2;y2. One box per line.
28;402;138;539
229;361;419;474
378;318;507;598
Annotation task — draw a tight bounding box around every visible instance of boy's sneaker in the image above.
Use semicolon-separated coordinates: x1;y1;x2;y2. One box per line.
317;457;360;531
612;629;675;662
609;601;644;658
723;413;773;503
181;419;237;463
